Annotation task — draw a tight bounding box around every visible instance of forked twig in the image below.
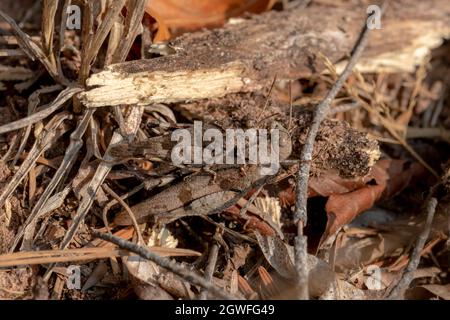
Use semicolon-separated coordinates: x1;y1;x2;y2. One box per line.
293;2;386;299
92;231;236;300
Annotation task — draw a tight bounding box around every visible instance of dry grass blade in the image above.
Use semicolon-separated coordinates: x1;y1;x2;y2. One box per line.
199;242;220;300
102;183;144;244
55;0;146;257
77;0;94;84
12;85;63;166
0;9;65;84
0;247;124;267
0;112;72;213
111;0;146;63
15;109;94;251
41;0;58;71
81;0;127;77
0;86;83;135
57;0;72;80
0;246;201;267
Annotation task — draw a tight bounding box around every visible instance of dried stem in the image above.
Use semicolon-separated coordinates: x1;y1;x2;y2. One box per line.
199;242;220;300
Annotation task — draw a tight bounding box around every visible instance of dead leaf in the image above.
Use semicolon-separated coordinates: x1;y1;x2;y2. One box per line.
323;184;386;241
145;0;276;41
320;159;427;244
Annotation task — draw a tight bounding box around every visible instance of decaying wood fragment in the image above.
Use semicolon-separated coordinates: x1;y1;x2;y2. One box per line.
80;0;450;107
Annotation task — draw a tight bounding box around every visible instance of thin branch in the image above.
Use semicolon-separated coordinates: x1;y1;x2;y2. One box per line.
92;231;237;300
293;2;386;300
386;196;438;299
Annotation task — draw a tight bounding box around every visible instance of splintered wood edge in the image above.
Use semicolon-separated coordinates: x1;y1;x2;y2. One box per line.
335;21;450;74
79;61;256;107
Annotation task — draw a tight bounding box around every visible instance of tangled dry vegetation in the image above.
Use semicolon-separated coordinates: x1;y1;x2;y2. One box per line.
0;0;449;300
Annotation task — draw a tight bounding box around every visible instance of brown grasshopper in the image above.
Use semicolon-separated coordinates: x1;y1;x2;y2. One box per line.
111;121;293;226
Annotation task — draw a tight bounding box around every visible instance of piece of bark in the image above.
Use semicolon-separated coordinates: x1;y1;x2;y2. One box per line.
79;0;450;107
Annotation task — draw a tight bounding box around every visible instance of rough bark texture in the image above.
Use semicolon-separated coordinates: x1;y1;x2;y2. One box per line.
79;0;450;107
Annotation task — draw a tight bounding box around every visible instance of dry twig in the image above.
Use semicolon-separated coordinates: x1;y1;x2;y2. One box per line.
293;2;385;299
